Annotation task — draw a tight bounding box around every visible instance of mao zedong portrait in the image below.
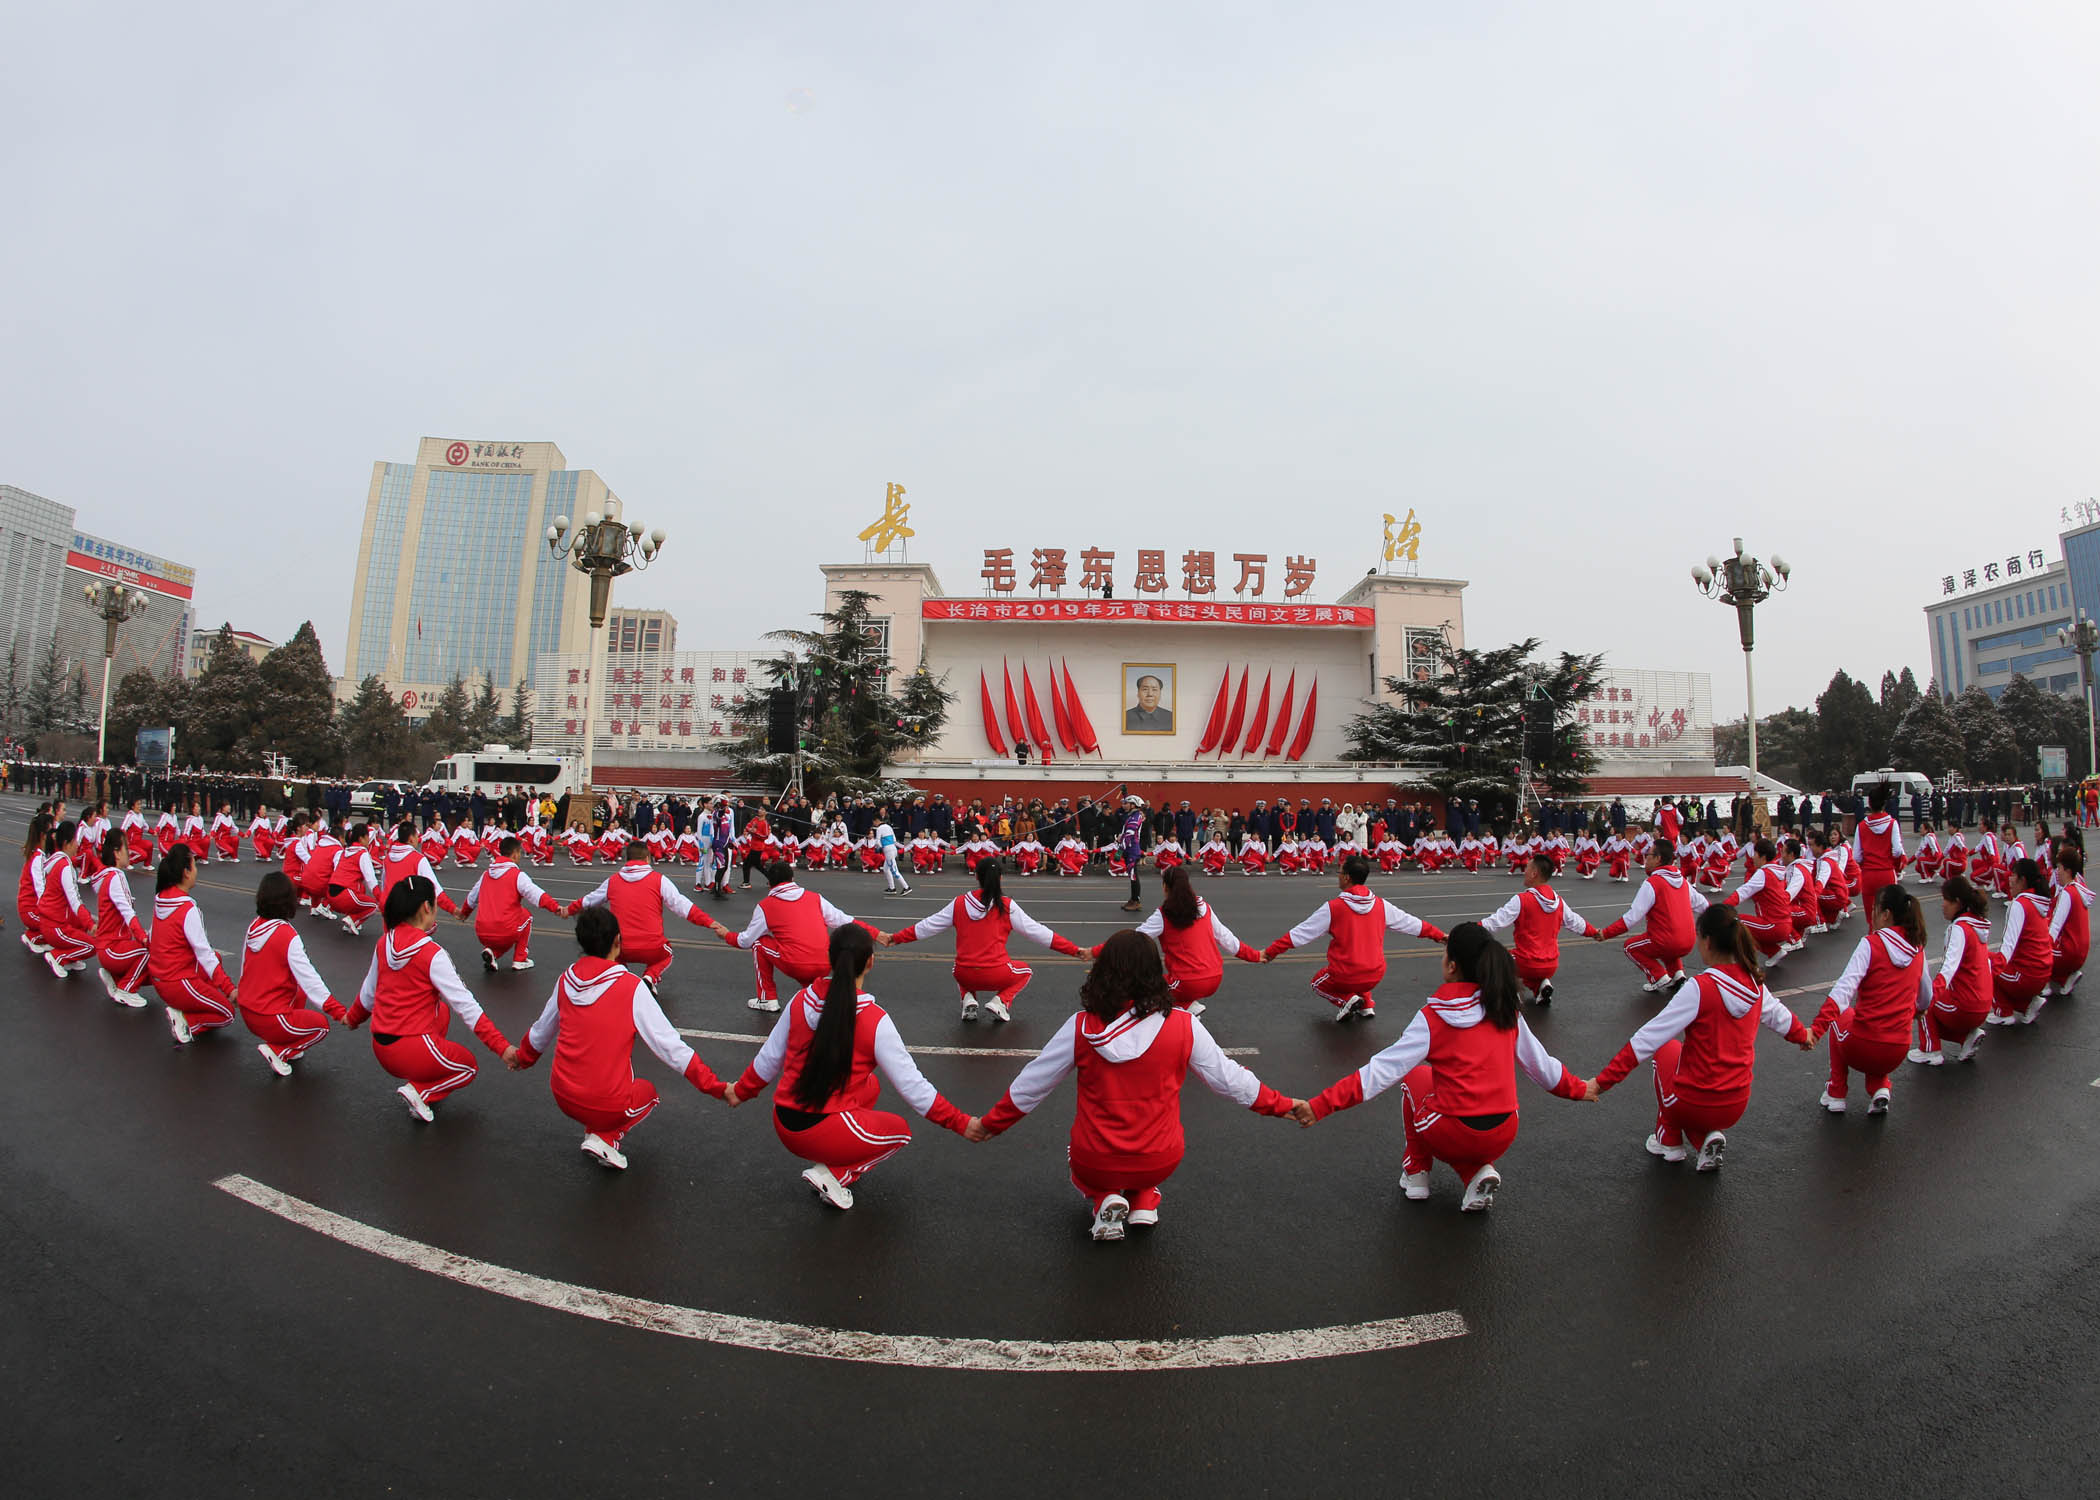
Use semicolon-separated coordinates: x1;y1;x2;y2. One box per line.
1124;672;1175;733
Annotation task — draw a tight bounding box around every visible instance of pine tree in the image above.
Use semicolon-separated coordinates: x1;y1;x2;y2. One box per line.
22;632;65;733
0;637;20;735
105;668;167;764
465;677;503;746
257;621;344;775
1994;675;2060;780
506;679;534;750
338;674;419;778
1805;670;1877;789
727;590;954;795
66;665;90;731
1951;685;2019;782
423;674;472;756
188;625;265;769
1889;686;1966;779
1340;639;1603;816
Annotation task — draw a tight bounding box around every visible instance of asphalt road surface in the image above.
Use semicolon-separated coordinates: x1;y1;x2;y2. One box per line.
4;789;2097;1498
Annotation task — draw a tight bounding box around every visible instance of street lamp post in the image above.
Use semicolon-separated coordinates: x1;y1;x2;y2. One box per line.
82;581;150;763
1692;538;1791;782
2057;612;2100;775
545;500;666;795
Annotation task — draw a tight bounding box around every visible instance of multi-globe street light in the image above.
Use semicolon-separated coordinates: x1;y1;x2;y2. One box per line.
2056;613;2099;776
1691;538;1791;782
545;501;666;793
82;580;150;763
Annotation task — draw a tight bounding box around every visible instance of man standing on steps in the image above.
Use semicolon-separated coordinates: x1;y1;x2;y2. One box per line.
878;815;911;896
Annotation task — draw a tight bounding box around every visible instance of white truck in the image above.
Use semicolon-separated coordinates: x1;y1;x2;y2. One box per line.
427;745;583;800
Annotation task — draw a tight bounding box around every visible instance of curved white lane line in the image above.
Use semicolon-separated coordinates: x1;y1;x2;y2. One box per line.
214;1174;1465;1372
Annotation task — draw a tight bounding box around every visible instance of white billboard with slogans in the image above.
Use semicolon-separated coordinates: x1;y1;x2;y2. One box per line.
1575;669;1714;764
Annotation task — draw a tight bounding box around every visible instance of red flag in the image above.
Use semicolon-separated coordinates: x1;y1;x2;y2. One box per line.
979;672;1008;756
1021;664;1055;761
1217;667;1249;759
1240;671;1272;756
1285;678;1319;761
1047;663;1078;753
1002;661;1027;750
1063;660;1099;753
1193;667;1233;755
1264;671;1297;758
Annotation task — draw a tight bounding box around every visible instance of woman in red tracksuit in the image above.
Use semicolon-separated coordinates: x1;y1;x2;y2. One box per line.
238;871;351;1077
460;834;560;971
1910;874;1992;1066
2047;844;2091;999
1583;904;1813;1170
1264;854;1448;1022
1595;841;1709;993
888;859;1082;1022
1480;854;1599;1005
1722;839;1799;962
1812;885;1929;1116
725;924;969;1210
34;820;97;980
1988;858;2055;1026
1303;923;1590;1211
15;812;52;954
340;876;518;1122
966;929;1305;1241
149;845;239;1045
513;905;732;1169
1100;864;1265;1017
89;829;150;1006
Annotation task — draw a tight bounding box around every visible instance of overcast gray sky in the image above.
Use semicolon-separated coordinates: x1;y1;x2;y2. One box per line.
6;2;2097;719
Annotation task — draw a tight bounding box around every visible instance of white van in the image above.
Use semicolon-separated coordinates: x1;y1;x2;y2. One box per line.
1849;768;1934;806
427;745;582;800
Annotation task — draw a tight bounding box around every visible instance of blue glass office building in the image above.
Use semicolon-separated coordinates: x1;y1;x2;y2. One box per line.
1924;536;2094;705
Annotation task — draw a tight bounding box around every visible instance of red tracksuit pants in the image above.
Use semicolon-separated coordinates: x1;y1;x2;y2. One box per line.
328;885;378;922
1311;963;1385;1008
2051;938;2089;990
1166;971;1221;1008
1070;1146;1183;1214
619;938;673;985
1648;1041;1749;1148
1400;1066;1519;1182
556;1077;659;1145
98;937;150;993
1622;935;1687;984
157;965;237;1035
1990;951;2047;1017
773;1104;912;1186
754;941;827;1004
242;1005;333;1062
1515;956;1558;995
371;1024;479;1105
954;959;1031;1006
44;915;95;966
477;917;534;963
1826;1009;1908;1098
1919;996;1989;1051
1738;914;1792;958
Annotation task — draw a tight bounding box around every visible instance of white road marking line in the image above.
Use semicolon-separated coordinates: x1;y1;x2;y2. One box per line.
675;1027;1257;1058
213;1173;1462;1371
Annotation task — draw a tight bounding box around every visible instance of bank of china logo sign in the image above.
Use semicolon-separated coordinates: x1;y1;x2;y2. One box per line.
446;441;470;466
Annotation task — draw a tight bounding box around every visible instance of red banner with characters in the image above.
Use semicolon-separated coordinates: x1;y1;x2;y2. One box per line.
923;599;1372;629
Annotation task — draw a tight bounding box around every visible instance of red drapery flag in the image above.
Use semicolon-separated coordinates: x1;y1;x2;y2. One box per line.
1021;664;1055;761
1193;667;1233;755
1062;660;1100;754
1241;671;1273;756
979;671;1008;756
1263;670;1297;758
1002;661;1028;751
1285;677;1319;761
1046;663;1079;754
1217;667;1250;759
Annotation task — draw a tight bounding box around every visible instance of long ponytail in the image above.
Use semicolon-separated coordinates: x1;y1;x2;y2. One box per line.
1697;902;1763;984
1445;921;1519;1030
974;858;1007;917
22;812;51;862
793;923;876;1111
1877;884;1927;948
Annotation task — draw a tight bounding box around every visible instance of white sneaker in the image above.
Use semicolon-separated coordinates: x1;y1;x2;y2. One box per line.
747;996;781;1012
1985;1011;2017;1026
983;998;1011;1023
2021;994;2048;1024
397;1083;435;1122
66;960;86;972
1908;1047;1944;1067
258;1043;293;1077
1819;1090;1847;1114
113;988;145;1009
2061;969;2084;997
1090;1193;1130;1241
1640;976;1663;993
511;958;534;970
802;1164;854;1209
1694;1132;1727;1172
1867;1087;1891;1115
1459;1164;1501;1212
1536;979;1554;1006
581;1133;628;1170
99;968;121;1001
1332;995;1363;1022
1128;1201;1161;1228
1645;1132;1688;1163
1398;1169;1431;1201
166;1006;193;1044
1186;1000;1207;1017
45;954;70;978
960;996;981;1022
1956;1029;1986;1062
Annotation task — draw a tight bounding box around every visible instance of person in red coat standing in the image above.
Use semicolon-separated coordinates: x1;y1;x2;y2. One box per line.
964;930;1306;1241
569;841;712;984
1301;923;1590;1211
1594;841;1709;994
1852;785;1905;915
1812;885;1930;1115
1480;854;1599;1005
512;905;733;1169
2046;844;2091;999
238;871;351;1077
1263;854;1448;1022
724;924;970;1210
461;835;563;971
148;846;238;1045
88;829;150;1006
1582;904;1813;1170
888;860;1082;1022
1100;865;1265;1017
1910;874;1993;1066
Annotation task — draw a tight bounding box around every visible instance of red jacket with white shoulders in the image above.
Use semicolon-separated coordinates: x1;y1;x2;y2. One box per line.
1309;982;1585;1119
1596;962;1808;1102
518;955;725;1102
1263;886;1447;976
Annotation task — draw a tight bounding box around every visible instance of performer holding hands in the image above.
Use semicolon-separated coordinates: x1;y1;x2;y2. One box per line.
1265;854;1447;1022
1479;853;1598;1006
1810;885;1930;1116
1095;864;1264;1017
887;859;1081;1022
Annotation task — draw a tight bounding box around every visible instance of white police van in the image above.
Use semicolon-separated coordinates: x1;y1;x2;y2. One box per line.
426;746;583;800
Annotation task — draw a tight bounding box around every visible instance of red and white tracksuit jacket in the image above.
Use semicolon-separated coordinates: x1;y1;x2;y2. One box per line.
1943;833;1968;876
2048;876;2092;988
979;1005;1293;1203
1598;868;1709;982
577;863;710;982
1602;836;1635;880
1264;887;1448;1008
1814;928;1927;1095
1309;982;1585;1178
239;917;348;1060
149;892;235;1032
736;986;967;1184
453;828;485;866
1238;837;1269;873
1055;837;1089;875
1912;833;1942;879
211;812;239;860
36;851;96;965
463;859;562;961
1924;914;1993;1049
1197;839;1230;875
1723;862;1799;955
1480;884;1597;987
122;811;153;864
893;891;1081;1006
722;882;867;1002
183;815;207;858
378;844;460;914
327;843;380;921
1991;889;2055;1013
519;956;727;1140
1123;898;1259;1005
90;866;150;992
1594;962;1809;1144
1852;814;1904;903
298;832;343;903
154;812;179;856
343;926;512;1105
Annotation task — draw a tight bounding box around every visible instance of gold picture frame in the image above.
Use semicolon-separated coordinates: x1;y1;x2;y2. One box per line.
1121;663;1177;735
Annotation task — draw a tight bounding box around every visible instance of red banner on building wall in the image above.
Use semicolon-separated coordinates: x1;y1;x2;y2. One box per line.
923;599;1372;628
65;551;194;600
